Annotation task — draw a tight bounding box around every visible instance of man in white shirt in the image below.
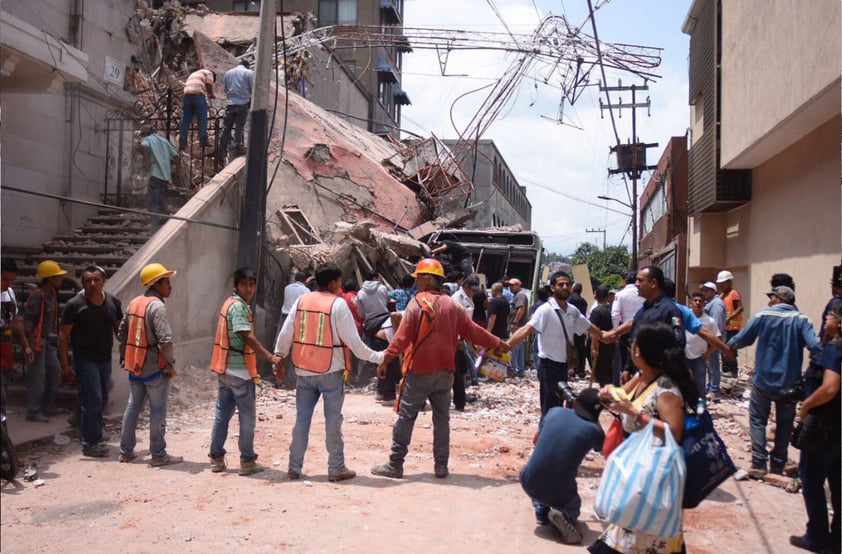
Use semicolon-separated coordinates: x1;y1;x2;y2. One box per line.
451;276;480;409
274;264;384;482
610;271;644;383
277;271;310;383
507;271;604;419
685;291;720;400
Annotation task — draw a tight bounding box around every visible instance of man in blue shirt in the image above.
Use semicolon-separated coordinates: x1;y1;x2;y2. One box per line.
728;286;821;478
220;61;254;158
140;125;178;229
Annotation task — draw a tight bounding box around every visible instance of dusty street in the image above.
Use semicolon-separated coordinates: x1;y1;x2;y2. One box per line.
1;369;814;554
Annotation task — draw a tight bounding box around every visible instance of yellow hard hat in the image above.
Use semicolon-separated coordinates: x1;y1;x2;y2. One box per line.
411;258;445;278
36;260;67;280
140;262;176;287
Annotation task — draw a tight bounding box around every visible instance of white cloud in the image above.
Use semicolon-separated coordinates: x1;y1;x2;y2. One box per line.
401;0;691;254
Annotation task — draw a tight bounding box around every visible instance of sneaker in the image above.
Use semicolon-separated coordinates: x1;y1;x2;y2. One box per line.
371;463;403;479
381;399;396;407
548;508;583;545
287;468;301;480
789;534;833;554
238;459;264;476
374;392;385;402
118;451;137;463
747;464;768;480
82;443;109;458
149;454;183;467
434;464;448;479
209;456;226;473
328;466;357;482
26;413;49;423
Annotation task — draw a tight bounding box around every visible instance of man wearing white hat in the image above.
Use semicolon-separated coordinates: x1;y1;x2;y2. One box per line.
717;270;744;377
701;281;727;399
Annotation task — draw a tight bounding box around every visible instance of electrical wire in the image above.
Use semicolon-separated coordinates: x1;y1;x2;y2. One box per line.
266;0;291;196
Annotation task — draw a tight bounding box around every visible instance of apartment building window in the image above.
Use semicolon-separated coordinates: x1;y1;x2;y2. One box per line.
690;92;704;143
233;0;260;11
320;0;357;26
641;185;666;235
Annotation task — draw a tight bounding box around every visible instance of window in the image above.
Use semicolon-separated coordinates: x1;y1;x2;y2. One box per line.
233;0;260;11
641;185;666;235
659;250;676;284
319;0;357;26
690;93;704;143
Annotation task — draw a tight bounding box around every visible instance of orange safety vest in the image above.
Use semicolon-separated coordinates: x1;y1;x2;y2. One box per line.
400;291;439;376
722;289;744;331
291;291;351;373
30;288;58;353
123;295;167;376
210;296;257;378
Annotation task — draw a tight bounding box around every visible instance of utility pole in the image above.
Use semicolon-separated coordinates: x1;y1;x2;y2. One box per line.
599;80;658;271
586;227;606;250
237;0;276;277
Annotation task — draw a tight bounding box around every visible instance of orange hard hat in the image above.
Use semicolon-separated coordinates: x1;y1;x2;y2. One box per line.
411;258;445;278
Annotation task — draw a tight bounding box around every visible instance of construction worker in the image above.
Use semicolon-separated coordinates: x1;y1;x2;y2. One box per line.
139;124;178;229
274;264;384;482
717;269;744;377
23;260;69;423
1;258;34;416
59;266;123;459
208;267;283;476
370;259;509;480
179;67;215;152
118;262;181;466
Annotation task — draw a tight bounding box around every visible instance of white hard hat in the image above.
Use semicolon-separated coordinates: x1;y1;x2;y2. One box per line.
716;270;734;284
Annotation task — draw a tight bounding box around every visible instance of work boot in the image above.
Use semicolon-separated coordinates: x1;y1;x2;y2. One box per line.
209;456;226;473
328;466;357;482
747;463;767;480
82;443;109;458
149;454;183;467
118;451;137;463
548;509;583;545
287;468;301;480
239;459;265;476
371;463;403;479
434;463;449;479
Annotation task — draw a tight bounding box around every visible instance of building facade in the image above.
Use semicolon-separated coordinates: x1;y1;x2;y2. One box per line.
440;139;531;230
682;0;841;322
1;0;138;251
638;136;689;301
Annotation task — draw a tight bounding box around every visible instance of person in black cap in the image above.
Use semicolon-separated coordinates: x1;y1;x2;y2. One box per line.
519;387;606;545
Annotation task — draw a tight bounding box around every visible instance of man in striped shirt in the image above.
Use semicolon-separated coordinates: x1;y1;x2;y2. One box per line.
179;68;215;151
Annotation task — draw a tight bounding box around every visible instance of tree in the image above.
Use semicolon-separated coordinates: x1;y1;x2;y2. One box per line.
568;242;630;286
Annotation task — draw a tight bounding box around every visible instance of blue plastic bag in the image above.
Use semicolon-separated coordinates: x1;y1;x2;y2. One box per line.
681;410;736;509
594;421;686;538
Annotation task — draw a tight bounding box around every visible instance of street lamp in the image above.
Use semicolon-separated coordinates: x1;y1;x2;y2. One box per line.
597;195;638;270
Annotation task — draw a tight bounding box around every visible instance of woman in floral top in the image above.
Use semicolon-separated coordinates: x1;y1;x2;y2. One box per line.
591;322;700;554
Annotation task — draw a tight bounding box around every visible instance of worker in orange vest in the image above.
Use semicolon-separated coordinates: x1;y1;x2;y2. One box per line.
274;263;385;482
208;267;283;476
118;262;181;466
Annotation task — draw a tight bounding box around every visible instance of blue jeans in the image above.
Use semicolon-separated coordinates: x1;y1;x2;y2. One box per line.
389;370;453;468
210;373;257;462
798;441;841;551
289;370;346;473
749;383;796;468
220;103;248;151
179;94;209;149
510;341;526;375
26;340;60;417
706;351;721;393
687;357;707;401
537;357;566;419
74;358;111;448
120;373;170;457
723;329;740;375
147;176;168;228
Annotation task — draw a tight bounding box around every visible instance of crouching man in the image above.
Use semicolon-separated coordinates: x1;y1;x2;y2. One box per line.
520;388;606;544
209;268;284;476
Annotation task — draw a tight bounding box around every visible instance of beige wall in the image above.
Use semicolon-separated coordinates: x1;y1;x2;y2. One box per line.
104;160;245;414
720;0;841;168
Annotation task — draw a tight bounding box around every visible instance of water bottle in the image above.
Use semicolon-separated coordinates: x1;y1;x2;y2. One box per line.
696;397;705;415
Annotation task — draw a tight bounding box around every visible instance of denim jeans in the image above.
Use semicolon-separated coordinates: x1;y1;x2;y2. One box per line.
220;103;248;152
389;370;453;468
537;357;566;419
687;357;707;400
120;373;169;457
706;350;721;393
798;441;841;551
210;373;257;462
147;176;168;228
26;340;60;417
723;329;740;375
510;341;526;375
179;94;209;149
289;370;346;473
370;336;399;399
749;383;796;468
74;358;111;448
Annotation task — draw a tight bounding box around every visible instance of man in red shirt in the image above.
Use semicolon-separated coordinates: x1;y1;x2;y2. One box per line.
370;259;508;479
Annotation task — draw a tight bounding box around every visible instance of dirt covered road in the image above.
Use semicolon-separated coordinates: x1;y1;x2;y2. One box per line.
1;370;813;553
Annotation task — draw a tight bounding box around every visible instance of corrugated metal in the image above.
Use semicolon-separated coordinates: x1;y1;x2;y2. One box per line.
687;0;717;215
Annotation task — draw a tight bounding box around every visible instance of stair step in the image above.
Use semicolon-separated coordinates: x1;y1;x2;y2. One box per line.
25;253;132;265
53;234;150;244
86;214;149;225
79;224;152;234
42;243;137;255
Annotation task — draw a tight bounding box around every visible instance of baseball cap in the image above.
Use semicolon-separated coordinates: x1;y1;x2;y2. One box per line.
700;281;717;291
766;285;795;304
463;276;481;291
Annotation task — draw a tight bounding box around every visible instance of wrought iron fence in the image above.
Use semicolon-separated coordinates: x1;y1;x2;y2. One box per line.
103;88;226;207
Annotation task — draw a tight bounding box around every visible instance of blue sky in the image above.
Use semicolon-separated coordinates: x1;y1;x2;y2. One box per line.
400;0;693;255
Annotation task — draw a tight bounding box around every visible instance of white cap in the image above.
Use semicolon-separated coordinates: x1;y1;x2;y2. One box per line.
716;270;734;283
700;281;717;291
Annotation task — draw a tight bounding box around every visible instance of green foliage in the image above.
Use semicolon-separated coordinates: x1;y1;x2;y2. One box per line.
568;242;630;286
